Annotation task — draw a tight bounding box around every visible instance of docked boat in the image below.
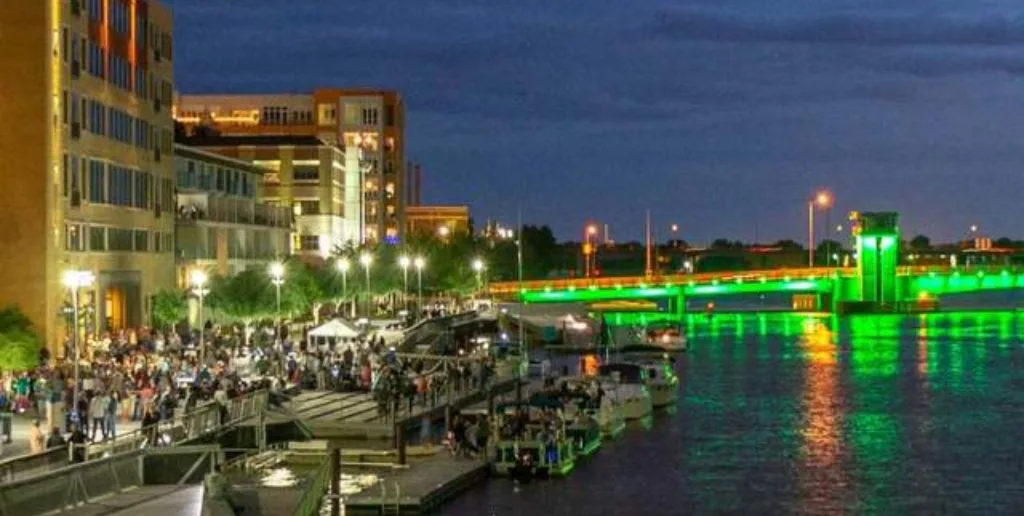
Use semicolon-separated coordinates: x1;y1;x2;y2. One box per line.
562;377;628;438
595;363;654;420
630;358;679;408
490;399;577;479
642;322;688;352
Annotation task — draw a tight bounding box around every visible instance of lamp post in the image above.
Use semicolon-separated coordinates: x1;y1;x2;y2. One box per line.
398;255;411;314
808;191;831;267
189;269;209;365
269;262;285;343
360;253;373;317
336;258;350;317
583;224;598;277
62;269;95;424
413;256;425;316
472;258;485;295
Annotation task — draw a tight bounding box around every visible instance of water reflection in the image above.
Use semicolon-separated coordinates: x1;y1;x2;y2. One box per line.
445;311;1024;516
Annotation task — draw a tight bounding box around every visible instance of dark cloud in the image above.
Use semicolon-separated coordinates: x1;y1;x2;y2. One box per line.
650;10;1024;46
166;0;1024;242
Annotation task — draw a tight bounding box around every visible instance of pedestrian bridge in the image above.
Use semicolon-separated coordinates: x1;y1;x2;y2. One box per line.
489;265;1024;313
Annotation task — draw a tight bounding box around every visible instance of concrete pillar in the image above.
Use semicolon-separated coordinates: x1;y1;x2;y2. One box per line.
330;445;341;516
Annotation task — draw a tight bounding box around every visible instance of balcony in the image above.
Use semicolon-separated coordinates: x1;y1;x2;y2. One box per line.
176;193;293;229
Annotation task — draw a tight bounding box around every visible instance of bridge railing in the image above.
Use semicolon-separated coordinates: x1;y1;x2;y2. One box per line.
490;267;853;295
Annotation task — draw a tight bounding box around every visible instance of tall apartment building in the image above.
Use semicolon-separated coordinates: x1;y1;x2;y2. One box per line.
0;0;176;350
179;135;348;258
175;88;406;244
174;145;293;282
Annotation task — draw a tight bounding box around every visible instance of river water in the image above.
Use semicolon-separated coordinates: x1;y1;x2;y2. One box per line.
444;311;1024;515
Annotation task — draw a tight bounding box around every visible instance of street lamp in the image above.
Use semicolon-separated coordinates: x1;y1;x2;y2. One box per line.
437;225;450;239
584;224;598;277
413;256;425;316
472;257;485;295
360;253;373;317
269;262;285;343
808;191;832;267
62;269;94;424
189;269;209;365
398;255;411;313
336;258;350;317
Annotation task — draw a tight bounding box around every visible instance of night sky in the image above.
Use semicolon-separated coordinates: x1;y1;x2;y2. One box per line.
167;0;1024;244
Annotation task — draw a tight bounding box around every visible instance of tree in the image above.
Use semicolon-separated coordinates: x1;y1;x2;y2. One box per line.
909;234;931;250
282;260;327;323
207;270;276;345
0;306;41;372
152;289;188;331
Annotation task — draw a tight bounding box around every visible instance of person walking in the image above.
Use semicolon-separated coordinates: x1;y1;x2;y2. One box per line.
88;391;108;441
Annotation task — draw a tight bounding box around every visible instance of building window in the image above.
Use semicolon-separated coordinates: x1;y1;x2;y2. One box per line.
65;223;85;251
88;226;105;251
344;104;360;124
361;108;378;126
293;165;319;181
298;235;319;251
295;200;319;215
318;103;336;125
133;229;148;251
87;160;104;203
108;228;133;251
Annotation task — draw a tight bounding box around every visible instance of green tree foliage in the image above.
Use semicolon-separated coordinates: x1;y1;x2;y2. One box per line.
281;260;327;323
207;269;276;324
0;306;41;372
152;289;188;331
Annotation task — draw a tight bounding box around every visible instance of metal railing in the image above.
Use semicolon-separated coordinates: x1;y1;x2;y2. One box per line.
0;444;221;516
0;390;266;484
71;390;268;460
293;458;330;516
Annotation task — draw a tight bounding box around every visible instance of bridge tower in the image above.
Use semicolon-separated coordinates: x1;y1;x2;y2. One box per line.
855;212;901;307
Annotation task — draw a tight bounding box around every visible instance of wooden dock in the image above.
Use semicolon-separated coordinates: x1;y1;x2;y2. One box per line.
343;455;488;516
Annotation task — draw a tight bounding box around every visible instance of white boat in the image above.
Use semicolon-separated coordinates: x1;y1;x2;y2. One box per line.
642;323;688;352
595;364;654;420
561;377;629;437
630;359;679;408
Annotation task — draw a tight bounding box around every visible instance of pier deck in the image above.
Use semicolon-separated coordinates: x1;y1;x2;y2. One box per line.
344;455;488;515
72;485;203;516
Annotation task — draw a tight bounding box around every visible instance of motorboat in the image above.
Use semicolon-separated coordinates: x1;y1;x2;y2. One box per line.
595;363;654;420
642;322;688;352
559;376;627;438
490;400;577;478
630;358;679;408
528;392;604;457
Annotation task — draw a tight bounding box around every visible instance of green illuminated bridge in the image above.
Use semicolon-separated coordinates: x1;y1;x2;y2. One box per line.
489;212;1020;314
489;265;1024;313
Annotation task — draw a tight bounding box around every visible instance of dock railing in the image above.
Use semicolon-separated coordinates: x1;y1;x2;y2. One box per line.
0;444;221;516
70;390;268;460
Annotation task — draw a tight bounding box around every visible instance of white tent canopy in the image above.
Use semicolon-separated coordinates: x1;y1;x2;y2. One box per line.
307;318;361;351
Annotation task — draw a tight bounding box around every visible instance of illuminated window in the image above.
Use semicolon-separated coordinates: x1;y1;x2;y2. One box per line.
344;104;361;124
317;103;336;125
298;235;319;251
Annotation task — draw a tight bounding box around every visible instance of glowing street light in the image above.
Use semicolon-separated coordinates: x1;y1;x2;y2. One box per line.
360;253;373;316
414;256;425;316
398;255;411;312
808;190;832;267
269;262;285;342
472;257;486;293
189;269;210;365
62;269;95;421
437;225;450;239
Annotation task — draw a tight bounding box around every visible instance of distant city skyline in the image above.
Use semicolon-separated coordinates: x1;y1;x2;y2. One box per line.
168;0;1024;243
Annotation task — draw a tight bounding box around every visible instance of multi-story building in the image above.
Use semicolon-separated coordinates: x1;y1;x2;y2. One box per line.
406;205;471;238
0;0;176;350
174;88;406;244
174;145;293;282
178;135;348;258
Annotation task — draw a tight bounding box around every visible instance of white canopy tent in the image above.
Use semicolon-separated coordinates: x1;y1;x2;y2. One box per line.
306;318;361;351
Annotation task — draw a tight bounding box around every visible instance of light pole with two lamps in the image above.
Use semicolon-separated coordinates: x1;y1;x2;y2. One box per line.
62;269;95;423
